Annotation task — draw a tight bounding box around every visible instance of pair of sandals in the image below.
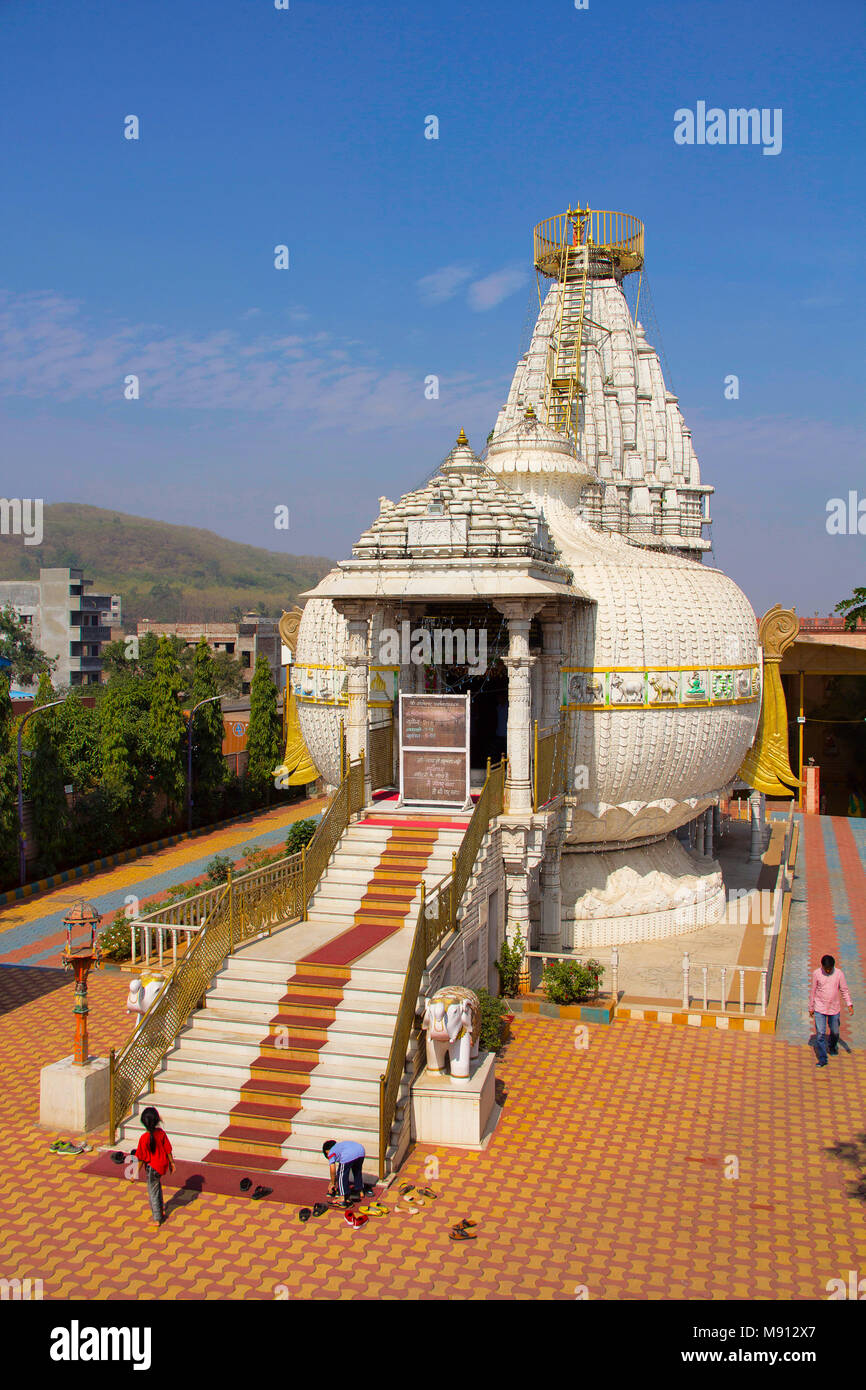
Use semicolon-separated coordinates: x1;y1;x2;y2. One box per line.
396;1183;438;1208
298;1202;330;1222
239;1178;273;1201
449;1219;478;1242
344;1206;368;1228
50;1139;91;1156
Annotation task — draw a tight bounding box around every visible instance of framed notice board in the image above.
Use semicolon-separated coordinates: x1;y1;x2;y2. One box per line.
399;693;470;807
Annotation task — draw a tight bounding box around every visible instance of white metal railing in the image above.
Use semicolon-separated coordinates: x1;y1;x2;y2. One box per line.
527;948;618;1002
681;954;768;1016
129;883;226;967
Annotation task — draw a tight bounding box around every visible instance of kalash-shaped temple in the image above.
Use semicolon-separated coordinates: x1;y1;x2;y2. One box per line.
292;206;780;959
110;207;798;1177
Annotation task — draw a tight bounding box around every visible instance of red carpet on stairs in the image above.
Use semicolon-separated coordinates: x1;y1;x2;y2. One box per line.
196;825;441;1175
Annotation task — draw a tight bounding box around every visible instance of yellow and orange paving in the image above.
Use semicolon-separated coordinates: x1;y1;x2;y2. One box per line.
3;964;865;1300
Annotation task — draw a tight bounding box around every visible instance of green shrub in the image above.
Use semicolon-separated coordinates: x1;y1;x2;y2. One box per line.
205;853;233;885
476;988;509;1052
286;817;318;856
495;932;524;997
541;957;605;1005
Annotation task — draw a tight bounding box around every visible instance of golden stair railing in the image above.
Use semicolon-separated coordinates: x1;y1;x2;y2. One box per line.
110;757;367;1141
377;758;505;1177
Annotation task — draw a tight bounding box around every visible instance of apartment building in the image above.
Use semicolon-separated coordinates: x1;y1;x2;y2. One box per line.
0;567;121;689
137;614;280;695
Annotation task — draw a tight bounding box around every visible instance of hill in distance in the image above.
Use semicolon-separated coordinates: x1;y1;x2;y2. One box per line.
0;504;335;626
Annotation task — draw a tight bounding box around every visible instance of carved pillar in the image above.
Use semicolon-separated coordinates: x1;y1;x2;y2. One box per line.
704;807;714;858
538;835;563;953
695;813;705;856
540;613;564;731
497;601;542;816
506;868;533;994
335;602;371;802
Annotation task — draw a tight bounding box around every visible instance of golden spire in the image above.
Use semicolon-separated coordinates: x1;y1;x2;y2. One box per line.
524;403;536;419
456;428;468;446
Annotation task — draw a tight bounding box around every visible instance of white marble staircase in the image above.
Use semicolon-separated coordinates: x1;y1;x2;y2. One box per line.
117;812;468;1180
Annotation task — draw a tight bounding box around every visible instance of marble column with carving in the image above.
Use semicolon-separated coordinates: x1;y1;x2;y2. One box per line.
505;867;533;994
704;806;714;858
695;813;705;856
540;613;564;732
538;834;563;952
497;601;541;816
336;602;371;802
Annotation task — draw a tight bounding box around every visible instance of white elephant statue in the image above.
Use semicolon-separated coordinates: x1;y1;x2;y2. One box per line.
125;975;165;1029
422;986;481;1084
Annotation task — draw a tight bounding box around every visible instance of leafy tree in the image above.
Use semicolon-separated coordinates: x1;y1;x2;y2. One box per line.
100;680;137;806
286;817;318;856
0;676;18;883
0;605;54;685
189;636;225;821
836;587;866;631
22;672;69;875
212;649;244;696
246;654;282;801
146;637;186;810
54;694;101;793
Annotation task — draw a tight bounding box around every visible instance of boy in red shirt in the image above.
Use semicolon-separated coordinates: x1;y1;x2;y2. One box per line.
135;1106;174;1225
809;954;854;1068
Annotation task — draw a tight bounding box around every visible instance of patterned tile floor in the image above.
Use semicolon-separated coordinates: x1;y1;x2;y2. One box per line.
1;813;864;1301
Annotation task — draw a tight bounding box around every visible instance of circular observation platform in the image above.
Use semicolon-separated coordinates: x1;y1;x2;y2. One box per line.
534;208;644;280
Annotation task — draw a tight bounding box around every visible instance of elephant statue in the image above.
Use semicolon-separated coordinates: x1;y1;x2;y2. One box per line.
125;975;165;1030
421;985;481;1083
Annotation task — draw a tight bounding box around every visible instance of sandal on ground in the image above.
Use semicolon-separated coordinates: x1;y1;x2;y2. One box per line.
312;1202;330;1217
345;1208;368;1227
393;1203;421;1216
357;1201;389;1217
252;1186;273;1201
110;1151;127;1165
416;1186;439;1200
240;1178;253;1192
455;1218;477;1229
449;1226;477;1240
299;1207;312;1222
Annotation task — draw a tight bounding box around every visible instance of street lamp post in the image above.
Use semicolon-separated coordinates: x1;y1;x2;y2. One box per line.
17;697;66;887
187;694;224;832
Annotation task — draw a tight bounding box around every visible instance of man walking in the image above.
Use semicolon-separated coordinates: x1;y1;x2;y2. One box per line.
809;954;854;1068
323;1138;366;1207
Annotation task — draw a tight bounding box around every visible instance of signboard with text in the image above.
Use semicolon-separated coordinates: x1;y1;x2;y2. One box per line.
399;693;470;807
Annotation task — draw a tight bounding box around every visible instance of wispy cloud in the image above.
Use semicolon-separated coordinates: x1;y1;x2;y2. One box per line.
417;263;529;312
416;264;473;304
0;289;503;434
467;267;528;312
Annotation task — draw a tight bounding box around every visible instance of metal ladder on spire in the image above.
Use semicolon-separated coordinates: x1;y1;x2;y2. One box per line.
544;235;590;442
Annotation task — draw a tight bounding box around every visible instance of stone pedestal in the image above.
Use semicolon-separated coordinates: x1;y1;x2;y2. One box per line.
411;1051;498;1149
39;1054;110;1134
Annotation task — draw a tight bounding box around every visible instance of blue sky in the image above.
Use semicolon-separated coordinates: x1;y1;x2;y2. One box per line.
1;0;864;616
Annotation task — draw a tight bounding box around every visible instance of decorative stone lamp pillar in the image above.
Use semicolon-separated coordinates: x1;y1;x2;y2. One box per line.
39;900;110;1133
335;601;371;802
497;600;542;816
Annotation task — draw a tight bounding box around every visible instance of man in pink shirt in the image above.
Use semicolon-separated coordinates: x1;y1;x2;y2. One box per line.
809;954;854;1067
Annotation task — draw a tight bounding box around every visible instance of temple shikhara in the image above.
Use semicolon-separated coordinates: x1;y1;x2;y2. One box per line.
106;207;796;1180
